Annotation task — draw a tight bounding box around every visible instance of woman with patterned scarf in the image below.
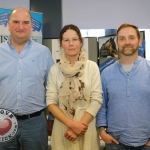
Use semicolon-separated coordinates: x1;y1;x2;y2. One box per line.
46;24;103;150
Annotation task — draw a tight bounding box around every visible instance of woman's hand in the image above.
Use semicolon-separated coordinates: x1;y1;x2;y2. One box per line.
64;128;78;142
68;120;88;135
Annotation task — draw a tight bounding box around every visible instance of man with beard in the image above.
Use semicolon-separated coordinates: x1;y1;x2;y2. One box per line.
96;23;150;150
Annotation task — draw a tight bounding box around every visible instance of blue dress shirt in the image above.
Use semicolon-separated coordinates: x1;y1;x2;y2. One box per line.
96;57;150;147
0;37;54;115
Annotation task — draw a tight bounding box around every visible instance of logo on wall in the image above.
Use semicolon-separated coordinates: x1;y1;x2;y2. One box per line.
31;17;41;32
0;108;18;143
0;12;9;27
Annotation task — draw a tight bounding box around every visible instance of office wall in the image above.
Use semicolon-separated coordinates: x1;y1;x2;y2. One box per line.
62;0;150;29
0;0;30;10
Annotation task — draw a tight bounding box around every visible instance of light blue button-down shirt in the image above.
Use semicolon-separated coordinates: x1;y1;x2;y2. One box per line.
96;57;150;147
0;37;54;115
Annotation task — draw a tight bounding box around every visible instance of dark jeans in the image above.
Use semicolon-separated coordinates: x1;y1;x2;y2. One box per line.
0;111;48;150
106;142;150;150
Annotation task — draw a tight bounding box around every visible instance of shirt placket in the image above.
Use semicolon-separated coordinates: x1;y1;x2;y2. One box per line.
17;55;22;113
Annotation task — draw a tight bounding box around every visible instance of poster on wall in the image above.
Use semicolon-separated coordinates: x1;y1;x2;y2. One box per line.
30;11;43;44
98;31;145;61
98;31;145;73
98;35;118;59
0;7;42;44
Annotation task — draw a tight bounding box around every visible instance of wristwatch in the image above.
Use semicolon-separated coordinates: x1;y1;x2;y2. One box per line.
98;126;106;134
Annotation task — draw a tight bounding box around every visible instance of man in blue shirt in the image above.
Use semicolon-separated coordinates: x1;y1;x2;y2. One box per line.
96;23;150;150
0;7;54;150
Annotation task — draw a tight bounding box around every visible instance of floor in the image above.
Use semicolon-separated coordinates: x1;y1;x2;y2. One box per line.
48;138;106;150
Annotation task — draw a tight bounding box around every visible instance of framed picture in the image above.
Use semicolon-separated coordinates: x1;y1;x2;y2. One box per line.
98;35;118;65
98;35;118;58
98;31;145;65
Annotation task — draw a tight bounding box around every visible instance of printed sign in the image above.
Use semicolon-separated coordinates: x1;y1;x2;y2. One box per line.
0;108;18;143
0;8;43;44
30;12;43;44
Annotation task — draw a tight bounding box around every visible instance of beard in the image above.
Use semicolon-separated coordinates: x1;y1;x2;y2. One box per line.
119;44;139;56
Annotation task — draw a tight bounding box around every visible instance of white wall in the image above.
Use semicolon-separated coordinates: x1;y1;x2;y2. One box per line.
62;0;150;29
0;0;30;10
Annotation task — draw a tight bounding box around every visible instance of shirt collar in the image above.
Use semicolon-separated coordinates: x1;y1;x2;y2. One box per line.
7;36;32;47
7;36;32;56
117;56;142;67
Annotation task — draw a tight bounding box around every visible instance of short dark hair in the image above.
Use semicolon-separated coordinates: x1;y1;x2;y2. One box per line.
117;23;140;39
59;24;83;46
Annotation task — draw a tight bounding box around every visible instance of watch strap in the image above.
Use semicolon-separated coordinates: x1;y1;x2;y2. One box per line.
98;126;106;134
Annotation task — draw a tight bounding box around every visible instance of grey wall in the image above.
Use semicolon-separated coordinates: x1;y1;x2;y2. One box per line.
30;0;62;38
62;0;150;29
0;0;30;10
1;0;149;38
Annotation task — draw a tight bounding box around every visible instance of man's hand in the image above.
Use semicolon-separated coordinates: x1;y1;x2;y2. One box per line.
100;130;119;144
146;139;150;146
48;120;54;136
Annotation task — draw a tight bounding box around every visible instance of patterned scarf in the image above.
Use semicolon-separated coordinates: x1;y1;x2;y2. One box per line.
59;50;89;119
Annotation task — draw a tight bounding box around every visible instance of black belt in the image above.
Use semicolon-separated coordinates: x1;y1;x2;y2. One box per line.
120;142;145;150
15;109;44;120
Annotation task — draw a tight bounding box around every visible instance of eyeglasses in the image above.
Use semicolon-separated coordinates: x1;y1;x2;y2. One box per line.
62;38;80;43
